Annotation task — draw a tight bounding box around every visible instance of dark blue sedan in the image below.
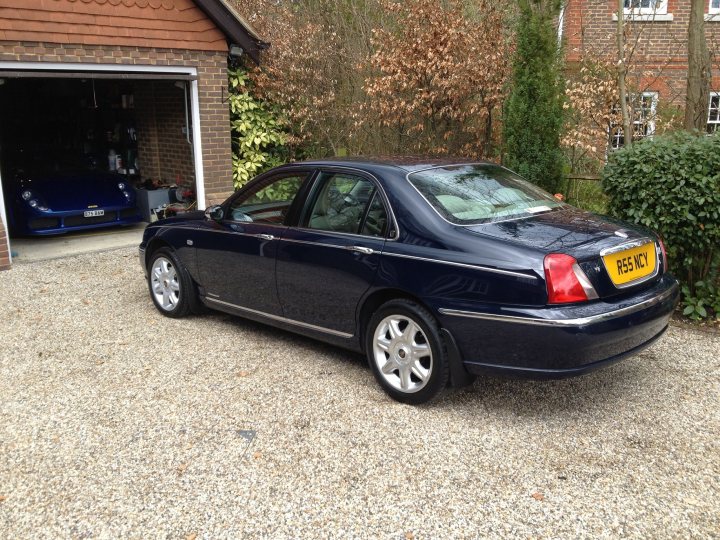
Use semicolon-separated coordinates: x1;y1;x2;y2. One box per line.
139;158;679;404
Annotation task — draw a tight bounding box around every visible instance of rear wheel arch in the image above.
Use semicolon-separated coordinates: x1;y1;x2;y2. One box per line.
357;288;432;348
358;288;475;389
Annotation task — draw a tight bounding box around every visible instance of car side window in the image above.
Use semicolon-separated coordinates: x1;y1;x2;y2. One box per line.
360;191;388;237
228;174;306;224
306;172;388;237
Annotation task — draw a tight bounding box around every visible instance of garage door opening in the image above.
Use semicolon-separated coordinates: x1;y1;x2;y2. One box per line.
0;72;201;262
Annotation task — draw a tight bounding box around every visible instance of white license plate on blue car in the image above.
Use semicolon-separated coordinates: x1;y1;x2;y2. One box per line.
84;210;104;218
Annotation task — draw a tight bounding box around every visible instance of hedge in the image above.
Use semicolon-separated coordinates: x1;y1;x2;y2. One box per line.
602;131;720;319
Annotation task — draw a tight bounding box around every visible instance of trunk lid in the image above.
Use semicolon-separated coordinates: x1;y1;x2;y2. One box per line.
466;207;663;298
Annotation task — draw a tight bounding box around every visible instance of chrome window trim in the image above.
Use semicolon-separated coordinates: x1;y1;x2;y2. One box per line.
439;283;676;328
291;226;388;242
599;238;660;289
403;163;569;227
381;251;539;281
280;237;355;251
224;220;289;229
204;297;354;338
160;225;286;238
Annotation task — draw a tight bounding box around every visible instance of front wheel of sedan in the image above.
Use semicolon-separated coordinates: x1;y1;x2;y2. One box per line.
366;300;449;404
147;248;192;318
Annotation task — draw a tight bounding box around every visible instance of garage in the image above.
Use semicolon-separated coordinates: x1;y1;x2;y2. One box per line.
0;0;264;269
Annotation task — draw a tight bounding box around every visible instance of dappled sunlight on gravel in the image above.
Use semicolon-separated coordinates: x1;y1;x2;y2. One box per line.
1;247;719;537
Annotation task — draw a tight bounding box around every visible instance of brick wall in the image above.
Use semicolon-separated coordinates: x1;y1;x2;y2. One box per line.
564;0;720;106
135;80;196;189
563;0;720;151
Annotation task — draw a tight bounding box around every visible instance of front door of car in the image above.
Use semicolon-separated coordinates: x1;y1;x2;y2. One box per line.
195;171;311;315
275;170;393;336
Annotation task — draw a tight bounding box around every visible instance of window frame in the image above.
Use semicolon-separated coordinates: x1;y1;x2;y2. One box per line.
710;0;720;15
708;92;720;134
623;0;668;15
296;166;399;240
609;91;658;150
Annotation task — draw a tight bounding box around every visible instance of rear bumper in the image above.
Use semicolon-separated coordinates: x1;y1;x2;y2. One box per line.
463;325;668;378
438;274;679;375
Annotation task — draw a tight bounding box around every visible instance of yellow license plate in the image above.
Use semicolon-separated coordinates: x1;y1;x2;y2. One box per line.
603;242;656;286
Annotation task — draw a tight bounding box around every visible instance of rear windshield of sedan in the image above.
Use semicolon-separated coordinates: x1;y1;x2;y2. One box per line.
407;164;565;225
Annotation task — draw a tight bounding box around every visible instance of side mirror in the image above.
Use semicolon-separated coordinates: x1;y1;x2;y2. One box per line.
204;205;224;221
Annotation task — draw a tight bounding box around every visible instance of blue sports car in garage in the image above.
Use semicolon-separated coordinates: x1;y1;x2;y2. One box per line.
4;157;141;235
139;158;679;404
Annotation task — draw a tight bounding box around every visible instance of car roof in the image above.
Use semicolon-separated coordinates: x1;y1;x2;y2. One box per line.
292;156;498;174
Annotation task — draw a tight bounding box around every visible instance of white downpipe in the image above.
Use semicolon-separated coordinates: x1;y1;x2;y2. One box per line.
558;3;566;46
0;169;11;263
189;79;206;210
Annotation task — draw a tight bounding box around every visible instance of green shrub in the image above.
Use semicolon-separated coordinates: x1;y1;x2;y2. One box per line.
228;67;288;189
602;131;720;319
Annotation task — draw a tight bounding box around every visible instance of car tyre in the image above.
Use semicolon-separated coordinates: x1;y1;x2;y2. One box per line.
366;299;449;404
147;248;193;318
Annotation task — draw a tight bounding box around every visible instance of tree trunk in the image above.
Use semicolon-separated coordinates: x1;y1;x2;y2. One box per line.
685;0;711;132
616;0;632;146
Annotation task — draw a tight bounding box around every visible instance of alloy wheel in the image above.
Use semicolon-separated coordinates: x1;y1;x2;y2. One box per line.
372;315;433;393
150;256;181;311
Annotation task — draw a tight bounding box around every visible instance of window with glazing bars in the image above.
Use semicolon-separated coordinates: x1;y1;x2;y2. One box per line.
708;94;720;134
609;93;657;150
623;0;668;13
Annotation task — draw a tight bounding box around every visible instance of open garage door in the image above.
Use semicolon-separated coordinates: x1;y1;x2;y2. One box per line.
0;63;206;264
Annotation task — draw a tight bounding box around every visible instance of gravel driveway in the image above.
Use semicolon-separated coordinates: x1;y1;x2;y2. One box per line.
1;247;718;538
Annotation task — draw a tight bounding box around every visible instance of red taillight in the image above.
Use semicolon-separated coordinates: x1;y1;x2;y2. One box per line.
658;238;668;272
544;253;599;304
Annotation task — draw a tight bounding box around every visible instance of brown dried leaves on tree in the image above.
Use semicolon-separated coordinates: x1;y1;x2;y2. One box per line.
233;0;512;159
363;0;512;158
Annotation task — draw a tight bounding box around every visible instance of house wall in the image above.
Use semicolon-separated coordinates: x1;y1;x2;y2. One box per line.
564;0;720;107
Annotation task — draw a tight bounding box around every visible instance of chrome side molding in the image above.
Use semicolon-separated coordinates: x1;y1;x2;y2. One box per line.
204;297;354;338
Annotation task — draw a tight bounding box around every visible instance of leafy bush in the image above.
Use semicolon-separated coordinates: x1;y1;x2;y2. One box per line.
228;67;288;189
602;131;720;319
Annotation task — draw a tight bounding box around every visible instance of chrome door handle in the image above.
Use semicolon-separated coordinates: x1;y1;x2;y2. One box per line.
256;234;275;241
346;245;374;255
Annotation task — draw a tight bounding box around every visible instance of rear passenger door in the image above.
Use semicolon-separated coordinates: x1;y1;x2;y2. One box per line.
275;169;393;336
